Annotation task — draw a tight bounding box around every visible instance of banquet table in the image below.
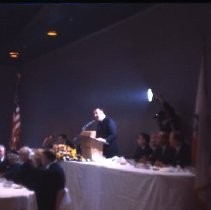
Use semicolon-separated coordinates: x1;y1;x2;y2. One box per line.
61;158;196;210
0;179;38;210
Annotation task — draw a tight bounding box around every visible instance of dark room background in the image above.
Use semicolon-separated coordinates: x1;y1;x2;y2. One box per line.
0;4;211;158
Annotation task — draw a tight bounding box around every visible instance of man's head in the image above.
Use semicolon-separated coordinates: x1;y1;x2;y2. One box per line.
93;108;106;121
18;146;32;163
136;133;150;146
57;134;67;144
41;149;57;167
7;152;19;164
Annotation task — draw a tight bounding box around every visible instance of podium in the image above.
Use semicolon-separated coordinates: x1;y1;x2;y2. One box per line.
79;130;104;160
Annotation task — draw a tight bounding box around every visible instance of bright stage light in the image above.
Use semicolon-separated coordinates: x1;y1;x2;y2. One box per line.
147;88;153;102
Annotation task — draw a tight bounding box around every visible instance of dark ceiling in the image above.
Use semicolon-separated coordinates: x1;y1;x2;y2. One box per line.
0;3;155;66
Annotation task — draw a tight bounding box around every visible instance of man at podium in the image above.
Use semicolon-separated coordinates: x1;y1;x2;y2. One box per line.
93;108;118;158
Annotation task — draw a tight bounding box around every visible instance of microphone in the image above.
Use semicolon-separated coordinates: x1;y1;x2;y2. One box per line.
82;120;95;131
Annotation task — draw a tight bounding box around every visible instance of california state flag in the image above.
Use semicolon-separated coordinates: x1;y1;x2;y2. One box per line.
194;44;210;210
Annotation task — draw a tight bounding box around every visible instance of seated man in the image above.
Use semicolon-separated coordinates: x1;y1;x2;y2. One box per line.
56;134;75;148
148;132;161;165
42;134;56;149
3;151;21;182
154;131;175;167
133;132;152;163
15;146;34;189
169;131;191;167
40;149;66;210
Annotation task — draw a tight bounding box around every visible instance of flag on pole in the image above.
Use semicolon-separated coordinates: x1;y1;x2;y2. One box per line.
194;42;210;210
9;73;21;151
10;104;21;151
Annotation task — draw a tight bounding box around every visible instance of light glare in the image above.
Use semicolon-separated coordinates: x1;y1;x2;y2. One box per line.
47;30;58;37
147;88;153;102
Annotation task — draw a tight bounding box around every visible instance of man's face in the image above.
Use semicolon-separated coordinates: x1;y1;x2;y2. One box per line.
93;109;104;121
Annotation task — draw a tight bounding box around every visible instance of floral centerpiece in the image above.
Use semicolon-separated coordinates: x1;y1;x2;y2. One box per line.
52;144;80;161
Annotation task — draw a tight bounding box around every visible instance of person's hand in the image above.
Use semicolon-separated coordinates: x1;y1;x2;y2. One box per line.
96;137;107;144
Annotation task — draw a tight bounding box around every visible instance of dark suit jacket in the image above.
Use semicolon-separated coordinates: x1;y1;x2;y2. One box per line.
172;143;191;167
134;145;153;162
96;117;118;158
15;160;35;189
148;147;162;165
0;158;7;174
3;162;21;181
40;161;66;210
155;145;175;165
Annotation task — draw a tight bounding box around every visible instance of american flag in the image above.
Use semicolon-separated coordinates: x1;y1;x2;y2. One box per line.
9;73;21;151
10;104;21;151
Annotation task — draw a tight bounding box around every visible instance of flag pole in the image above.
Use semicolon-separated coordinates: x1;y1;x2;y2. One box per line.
14;73;21;106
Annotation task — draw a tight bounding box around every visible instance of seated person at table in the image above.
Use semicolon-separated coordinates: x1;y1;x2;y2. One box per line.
31;148;44;168
133;132;152;163
40;149;66;210
0;144;7;174
169;131;191;167
154;131;175;167
30;149;46;210
56;134;75;148
3;151;21;182
42;134;56;149
148;132;161;165
15;146;35;189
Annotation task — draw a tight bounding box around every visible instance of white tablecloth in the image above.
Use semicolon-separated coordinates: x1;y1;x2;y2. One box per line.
61;159;196;210
0;180;38;210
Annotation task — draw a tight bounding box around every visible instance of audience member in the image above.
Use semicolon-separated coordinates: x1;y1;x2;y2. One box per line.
56;134;75;148
3;151;21;182
154;131;175;167
169;131;191;167
31;148;44;168
148;132;161;165
30;148;46;210
42;134;56;149
40;149;66;210
133;132;152;163
15;146;35;189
